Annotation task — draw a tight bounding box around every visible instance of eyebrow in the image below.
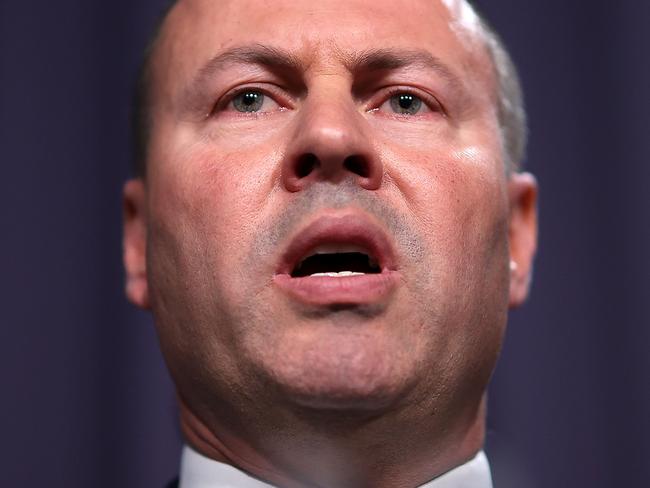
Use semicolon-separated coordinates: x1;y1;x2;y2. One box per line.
181;44;466;110
346;48;467;98
181;44;303;108
346;48;456;78
194;44;304;81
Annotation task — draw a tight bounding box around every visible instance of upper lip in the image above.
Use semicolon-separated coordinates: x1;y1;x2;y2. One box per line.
276;212;398;276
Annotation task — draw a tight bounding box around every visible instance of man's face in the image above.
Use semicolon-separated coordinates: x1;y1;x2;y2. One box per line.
124;0;536;420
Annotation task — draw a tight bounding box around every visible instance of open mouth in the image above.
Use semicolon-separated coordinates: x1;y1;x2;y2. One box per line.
274;214;399;306
291;245;381;278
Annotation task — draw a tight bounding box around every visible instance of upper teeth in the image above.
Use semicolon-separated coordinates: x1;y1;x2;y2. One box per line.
310;271;365;277
305;244;370;257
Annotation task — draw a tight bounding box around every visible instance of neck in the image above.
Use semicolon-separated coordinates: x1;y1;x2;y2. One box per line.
178;394;487;488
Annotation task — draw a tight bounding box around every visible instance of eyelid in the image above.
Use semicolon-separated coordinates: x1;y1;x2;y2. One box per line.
371;86;447;117
211;83;293;115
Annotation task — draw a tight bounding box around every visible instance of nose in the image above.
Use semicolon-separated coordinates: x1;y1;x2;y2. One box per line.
281;92;383;192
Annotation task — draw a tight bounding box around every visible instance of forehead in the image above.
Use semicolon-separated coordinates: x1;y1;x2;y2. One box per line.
152;0;492;93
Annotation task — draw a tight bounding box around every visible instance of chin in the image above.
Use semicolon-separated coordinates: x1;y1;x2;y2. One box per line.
249;325;420;413
283;383;408;413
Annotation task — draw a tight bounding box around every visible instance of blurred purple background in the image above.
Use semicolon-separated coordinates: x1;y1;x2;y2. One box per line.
1;1;648;486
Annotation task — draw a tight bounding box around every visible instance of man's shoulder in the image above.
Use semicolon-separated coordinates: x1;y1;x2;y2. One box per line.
164;477;179;488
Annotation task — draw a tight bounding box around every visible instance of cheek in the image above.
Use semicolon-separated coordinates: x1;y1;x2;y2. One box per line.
386;142;507;246
147;141;282;308
382;143;510;380
382;140;510;330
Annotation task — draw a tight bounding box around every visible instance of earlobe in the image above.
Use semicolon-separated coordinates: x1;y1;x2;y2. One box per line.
507;172;538;308
123;179;150;309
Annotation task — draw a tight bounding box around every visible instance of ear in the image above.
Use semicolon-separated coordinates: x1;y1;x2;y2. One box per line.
507;172;538;308
123;179;150;309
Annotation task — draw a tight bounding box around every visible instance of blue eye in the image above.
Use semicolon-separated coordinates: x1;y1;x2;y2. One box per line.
232;91;265;112
389;93;423;115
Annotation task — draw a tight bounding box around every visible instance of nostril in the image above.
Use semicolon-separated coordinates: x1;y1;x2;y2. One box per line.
285;151;380;191
343;155;369;178
296;153;318;178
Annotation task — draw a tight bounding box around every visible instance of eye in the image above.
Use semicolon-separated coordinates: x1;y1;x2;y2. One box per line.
374;89;443;117
389;93;423;115
227;89;280;113
232;90;265;112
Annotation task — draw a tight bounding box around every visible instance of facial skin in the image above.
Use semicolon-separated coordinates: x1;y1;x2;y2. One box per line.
123;0;537;486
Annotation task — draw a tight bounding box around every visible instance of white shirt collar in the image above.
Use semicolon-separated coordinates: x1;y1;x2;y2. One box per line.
179;445;493;488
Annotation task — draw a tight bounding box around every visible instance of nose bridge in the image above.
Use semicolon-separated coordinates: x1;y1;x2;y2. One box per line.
282;78;383;192
300;84;364;158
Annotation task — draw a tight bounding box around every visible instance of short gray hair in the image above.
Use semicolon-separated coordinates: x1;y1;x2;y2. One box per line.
475;10;528;172
131;0;527;176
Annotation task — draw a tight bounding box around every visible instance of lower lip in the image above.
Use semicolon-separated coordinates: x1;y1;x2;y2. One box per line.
273;271;399;306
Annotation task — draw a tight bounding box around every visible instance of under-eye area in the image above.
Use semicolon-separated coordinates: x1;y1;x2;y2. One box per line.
291;252;381;278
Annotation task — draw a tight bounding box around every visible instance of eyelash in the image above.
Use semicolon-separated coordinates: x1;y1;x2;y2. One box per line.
210;85;446;117
211;84;290;115
376;86;446;117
